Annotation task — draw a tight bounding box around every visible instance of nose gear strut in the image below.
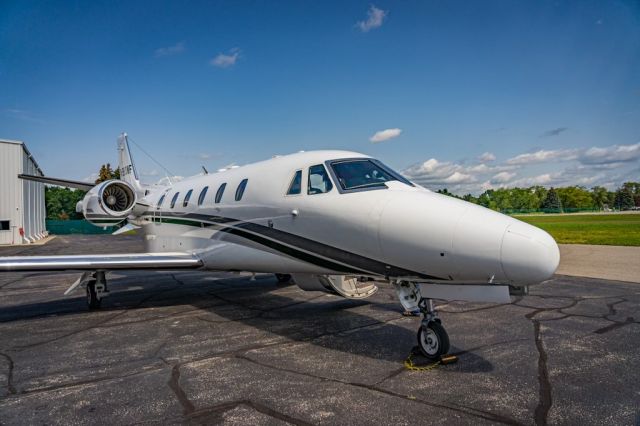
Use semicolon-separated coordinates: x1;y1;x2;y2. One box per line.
395;280;451;360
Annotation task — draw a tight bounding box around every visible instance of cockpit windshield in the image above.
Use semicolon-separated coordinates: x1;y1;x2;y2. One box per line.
329;159;413;191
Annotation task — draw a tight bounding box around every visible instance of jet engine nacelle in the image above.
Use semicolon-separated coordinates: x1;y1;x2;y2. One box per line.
80;180;137;226
291;274;378;300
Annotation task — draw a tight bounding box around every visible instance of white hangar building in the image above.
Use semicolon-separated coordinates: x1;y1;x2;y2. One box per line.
0;139;47;245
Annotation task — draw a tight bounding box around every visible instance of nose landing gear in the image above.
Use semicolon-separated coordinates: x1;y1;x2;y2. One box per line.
394;281;450;360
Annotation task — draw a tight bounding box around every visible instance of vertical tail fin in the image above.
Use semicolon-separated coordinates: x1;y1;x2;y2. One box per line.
117;133;144;195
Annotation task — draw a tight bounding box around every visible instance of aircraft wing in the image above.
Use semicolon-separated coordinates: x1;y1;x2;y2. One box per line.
18;173;95;191
0;252;202;272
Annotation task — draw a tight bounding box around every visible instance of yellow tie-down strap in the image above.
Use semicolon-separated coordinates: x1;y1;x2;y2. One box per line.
403;351;458;371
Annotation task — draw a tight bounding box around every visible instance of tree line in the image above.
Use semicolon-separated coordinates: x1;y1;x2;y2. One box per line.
437;182;640;213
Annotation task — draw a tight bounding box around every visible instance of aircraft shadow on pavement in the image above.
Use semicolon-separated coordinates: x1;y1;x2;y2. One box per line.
0;272;493;372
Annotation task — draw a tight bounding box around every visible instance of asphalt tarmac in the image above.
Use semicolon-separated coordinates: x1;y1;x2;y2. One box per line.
0;235;638;425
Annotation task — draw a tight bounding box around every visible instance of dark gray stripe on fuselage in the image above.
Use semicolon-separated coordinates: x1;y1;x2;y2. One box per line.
142;211;446;280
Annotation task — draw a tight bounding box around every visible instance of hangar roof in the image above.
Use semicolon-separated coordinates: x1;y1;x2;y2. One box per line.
0;138;44;176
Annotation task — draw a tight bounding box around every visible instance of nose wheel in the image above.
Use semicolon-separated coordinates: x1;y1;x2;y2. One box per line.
418;321;449;359
416;297;450;359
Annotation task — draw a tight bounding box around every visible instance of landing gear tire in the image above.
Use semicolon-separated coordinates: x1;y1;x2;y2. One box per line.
86;280;102;310
417;321;449;360
275;274;291;284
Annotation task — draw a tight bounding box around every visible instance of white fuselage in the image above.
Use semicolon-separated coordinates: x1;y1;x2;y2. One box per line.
131;150;560;286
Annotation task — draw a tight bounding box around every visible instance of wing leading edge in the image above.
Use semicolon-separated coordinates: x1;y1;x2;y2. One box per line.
0;252;202;272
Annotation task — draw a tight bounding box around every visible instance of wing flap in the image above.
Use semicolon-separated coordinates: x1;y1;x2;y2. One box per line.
0;252;202;272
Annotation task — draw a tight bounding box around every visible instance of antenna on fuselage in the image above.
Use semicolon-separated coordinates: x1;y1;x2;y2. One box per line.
202;166;209;174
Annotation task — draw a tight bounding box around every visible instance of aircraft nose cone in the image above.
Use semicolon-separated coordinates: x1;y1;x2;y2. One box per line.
501;222;560;285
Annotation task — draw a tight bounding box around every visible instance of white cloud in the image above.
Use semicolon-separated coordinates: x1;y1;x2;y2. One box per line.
510;173;557;187
356;5;387;32
504;143;640;166
444;171;475;184
210;48;241;68
402;141;640;195
478;152;496;162
403;158;477;186
579;142;640;164
370;128;402;143
155;42;185;57
198;153;211;160
505;149;578;165
490;171;516;184
142;169;159;177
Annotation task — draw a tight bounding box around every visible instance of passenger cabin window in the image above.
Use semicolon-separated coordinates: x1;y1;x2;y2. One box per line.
198;186;209;206
170;192;180;208
215;183;226;204
287;170;302;195
157;194;166;207
330;159;413;191
235;179;248;201
308;164;333;195
183;189;193;207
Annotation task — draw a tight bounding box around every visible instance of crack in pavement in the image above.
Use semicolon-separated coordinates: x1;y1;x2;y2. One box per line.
0;352;16;395
10;286;181;351
234;354;523;425
525;310;552;426
185;399;314;425
3;269;638;425
450;337;530;357
593;317;635;334
168;364;195;415
0;274;41;290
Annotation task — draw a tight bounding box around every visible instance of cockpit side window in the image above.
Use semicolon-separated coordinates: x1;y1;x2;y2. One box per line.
287;170;302;195
308;164;333;195
330;159;413;191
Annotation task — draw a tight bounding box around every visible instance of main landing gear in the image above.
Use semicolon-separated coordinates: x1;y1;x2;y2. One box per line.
395;281;450;360
85;271;109;310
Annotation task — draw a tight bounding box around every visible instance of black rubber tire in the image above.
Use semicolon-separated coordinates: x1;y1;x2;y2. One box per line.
275;274;292;283
86;281;101;310
417;321;450;360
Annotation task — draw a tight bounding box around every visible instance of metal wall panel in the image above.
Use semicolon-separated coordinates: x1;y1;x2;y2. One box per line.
0;140;45;244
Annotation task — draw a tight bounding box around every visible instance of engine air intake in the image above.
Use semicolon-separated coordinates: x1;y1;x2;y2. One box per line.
102;183;134;212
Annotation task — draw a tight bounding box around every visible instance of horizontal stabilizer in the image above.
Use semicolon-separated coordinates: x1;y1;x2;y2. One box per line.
18;174;94;191
0;252;202;272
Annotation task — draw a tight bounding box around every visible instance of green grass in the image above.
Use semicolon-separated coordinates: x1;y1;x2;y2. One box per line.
513;213;640;246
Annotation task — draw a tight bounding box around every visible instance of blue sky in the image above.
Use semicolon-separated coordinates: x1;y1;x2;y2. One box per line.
1;0;639;194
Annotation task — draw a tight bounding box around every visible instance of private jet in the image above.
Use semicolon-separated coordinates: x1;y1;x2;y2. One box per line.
0;134;560;359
